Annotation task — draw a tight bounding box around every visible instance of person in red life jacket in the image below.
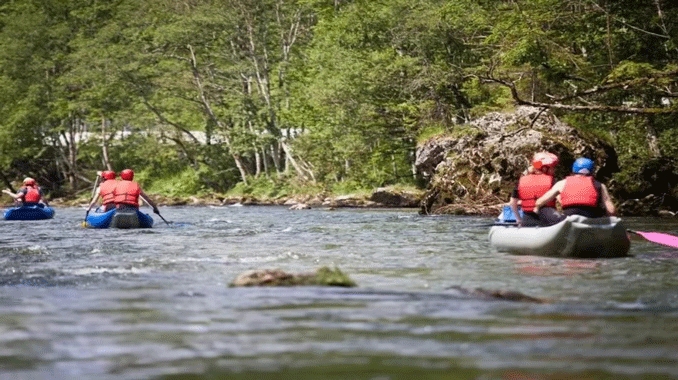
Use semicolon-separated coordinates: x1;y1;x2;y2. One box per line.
509;152;562;226
2;177;50;206
113;169;159;214
534;157;616;218
86;170;118;213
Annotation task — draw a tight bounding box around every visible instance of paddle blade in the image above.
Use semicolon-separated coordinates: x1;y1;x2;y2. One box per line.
631;231;678;248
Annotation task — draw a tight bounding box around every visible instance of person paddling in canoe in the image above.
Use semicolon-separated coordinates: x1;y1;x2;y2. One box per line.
509;152;562;227
86;170;118;213
534;157;616;218
2;177;50;207
113;169;160;215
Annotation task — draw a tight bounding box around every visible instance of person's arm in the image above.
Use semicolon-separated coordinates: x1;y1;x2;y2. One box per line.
534;180;565;213
509;196;522;226
2;189;20;199
599;184;616;216
3;188;24;204
139;190;159;213
38;188;49;207
86;186;101;211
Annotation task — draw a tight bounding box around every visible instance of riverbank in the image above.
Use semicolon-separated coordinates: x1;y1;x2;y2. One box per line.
23;186;428;212
4;186;676;218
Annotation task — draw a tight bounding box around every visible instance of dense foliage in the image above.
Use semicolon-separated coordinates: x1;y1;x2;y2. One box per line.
0;0;676;204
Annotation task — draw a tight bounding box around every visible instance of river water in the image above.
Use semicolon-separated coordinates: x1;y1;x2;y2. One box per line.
1;206;677;379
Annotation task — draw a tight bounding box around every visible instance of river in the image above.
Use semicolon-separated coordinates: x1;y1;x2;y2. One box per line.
1;206;677;379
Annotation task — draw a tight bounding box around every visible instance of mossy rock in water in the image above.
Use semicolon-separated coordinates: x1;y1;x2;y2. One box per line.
230;267;357;287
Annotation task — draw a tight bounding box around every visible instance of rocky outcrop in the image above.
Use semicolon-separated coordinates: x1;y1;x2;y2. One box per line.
416;106;616;215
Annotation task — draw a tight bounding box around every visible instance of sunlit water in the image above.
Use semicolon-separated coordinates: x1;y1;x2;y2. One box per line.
1;206;677;380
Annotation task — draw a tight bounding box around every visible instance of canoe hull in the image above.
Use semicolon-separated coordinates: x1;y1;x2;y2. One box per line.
488;215;630;258
3;205;55;220
86;209;153;229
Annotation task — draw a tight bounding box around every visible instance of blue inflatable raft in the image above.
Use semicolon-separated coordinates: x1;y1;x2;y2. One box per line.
3;204;55;220
86;208;154;229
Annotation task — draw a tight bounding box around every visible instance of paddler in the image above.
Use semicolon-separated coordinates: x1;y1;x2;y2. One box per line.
86;170;118;213
509;152;562;227
2;177;50;207
534;157;616;218
112;169;160;215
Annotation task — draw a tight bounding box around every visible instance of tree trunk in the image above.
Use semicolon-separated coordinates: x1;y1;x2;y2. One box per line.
645;118;661;157
271;144;282;176
261;145;269;176
186;44;249;183
101;115;112;170
68;118;78;189
0;170;15;192
280;141;310;181
234;154;249;185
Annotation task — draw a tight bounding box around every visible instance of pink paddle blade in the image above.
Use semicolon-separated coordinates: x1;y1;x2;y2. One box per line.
632;231;678;249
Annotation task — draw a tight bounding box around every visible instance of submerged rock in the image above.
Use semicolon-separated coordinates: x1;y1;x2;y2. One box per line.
230;267;357;287
448;285;547;303
289;203;311;210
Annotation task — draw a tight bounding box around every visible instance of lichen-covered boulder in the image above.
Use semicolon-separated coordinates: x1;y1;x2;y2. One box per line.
230;267;357;287
416;106;617;215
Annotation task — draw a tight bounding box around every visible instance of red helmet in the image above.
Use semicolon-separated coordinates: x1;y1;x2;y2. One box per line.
532;152;559;170
120;169;134;181
23;177;36;186
102;170;116;180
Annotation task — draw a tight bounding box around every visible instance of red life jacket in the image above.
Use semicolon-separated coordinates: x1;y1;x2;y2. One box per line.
517;174;555;212
113;180;141;208
99;180;117;207
22;186;41;203
560;175;599;208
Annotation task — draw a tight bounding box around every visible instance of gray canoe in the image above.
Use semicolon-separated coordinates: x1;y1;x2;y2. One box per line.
488;215;630;258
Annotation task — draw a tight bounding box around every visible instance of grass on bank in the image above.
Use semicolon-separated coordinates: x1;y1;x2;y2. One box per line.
45;167;423;206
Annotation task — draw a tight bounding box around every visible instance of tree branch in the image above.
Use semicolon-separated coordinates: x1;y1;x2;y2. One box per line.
480;76;677;115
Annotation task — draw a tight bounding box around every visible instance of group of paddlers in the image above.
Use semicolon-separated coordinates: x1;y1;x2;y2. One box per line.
2;169;159;216
509;152;616;227
3;155;615;227
86;169;159;215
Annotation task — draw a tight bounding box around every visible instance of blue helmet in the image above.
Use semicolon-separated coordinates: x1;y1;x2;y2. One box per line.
572;157;594;175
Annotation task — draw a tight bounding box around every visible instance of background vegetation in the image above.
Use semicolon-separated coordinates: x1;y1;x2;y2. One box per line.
0;0;676;205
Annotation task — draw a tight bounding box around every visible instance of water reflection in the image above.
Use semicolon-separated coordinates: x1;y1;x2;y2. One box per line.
511;256;602;276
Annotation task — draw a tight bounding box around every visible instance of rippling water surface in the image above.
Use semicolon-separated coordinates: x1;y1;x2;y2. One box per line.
1;206;678;379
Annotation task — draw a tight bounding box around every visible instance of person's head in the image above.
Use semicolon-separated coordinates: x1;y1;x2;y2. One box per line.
102;170;116;181
572;157;594;175
120;169;134;181
531;152;559;174
23;177;36;186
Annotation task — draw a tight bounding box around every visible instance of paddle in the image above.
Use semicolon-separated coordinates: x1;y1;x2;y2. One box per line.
154;208;171;226
628;230;678;249
82;174;101;227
